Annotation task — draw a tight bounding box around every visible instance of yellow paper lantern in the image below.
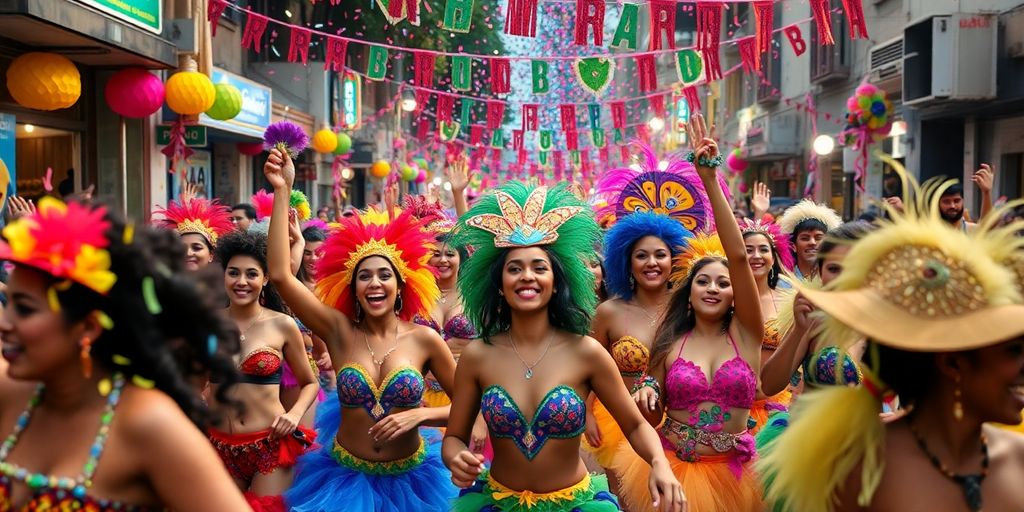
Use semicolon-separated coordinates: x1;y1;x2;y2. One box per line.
6;52;81;111
311;129;338;153
165;69;215;116
369;160;391;178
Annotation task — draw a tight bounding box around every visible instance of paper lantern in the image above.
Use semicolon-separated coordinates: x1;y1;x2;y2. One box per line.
369;160;391;178
335;133;352;155
738;182;750;194
165;70;216;115
205;83;242;120
726;148;749;174
311;129;338;153
104;68;164;118
237;142;264;156
415;168;427;184
401;164;417;182
7;53;81;111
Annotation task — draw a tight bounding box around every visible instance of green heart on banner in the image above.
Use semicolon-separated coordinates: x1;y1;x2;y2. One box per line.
439;121;461;141
574;57;615;96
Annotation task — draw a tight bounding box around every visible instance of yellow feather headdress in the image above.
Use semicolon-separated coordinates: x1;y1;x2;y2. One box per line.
669;232;725;285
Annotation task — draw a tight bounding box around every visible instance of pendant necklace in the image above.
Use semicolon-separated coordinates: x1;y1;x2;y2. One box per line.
237;308;264;342
508;331;552;379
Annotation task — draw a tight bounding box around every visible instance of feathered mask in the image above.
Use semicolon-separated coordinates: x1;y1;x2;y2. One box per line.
154;197;234;247
739;218;795;270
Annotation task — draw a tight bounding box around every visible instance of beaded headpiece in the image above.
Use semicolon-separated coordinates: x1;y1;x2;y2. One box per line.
738;218;795;270
777;199;842;236
464;185;583;248
154;197;233;246
314;209;439;321
593;142;727;232
0;197;116;295
670;232;726;285
603;211;692;300
403;195;456;235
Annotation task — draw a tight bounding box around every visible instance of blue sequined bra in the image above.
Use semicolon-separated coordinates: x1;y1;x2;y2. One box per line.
802;345;862;387
336;364;425;420
481;385;585;460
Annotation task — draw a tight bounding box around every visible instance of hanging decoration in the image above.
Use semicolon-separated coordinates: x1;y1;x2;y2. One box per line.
6;53;81;111
443;0;474;32
414;51;436;88
573;57;614;96
637;54;657;92
165;66;215;116
452;56;472;91
505;0;539;37
809;0;835;45
324;37;349;73
208;0;228;37
726;148;749;174
610;101;626;129
532;60;550;95
241;13;268;52
695;2;724;82
784;25;807;57
682;86;701;113
610;3;639;50
311;129;339;153
486;101;505;129
648;0;676;51
737;37;760;74
205;83;242;121
439;121;461;141
367;46;389;81
753;1;774;56
104;68;164;118
288;27;312;64
560;104;576;132
238;142;264;156
522;104;539;131
675;49;704;87
437;94;456;122
335;133;353;154
574;0;606;46
490;58;511;94
378;0;421;26
842;0;869;40
370;160;392;178
840;81;893;191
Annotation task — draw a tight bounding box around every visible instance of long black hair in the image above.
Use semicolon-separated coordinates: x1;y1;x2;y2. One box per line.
46;202;240;428
742;231;782;289
216;230;287;314
649;256;733;369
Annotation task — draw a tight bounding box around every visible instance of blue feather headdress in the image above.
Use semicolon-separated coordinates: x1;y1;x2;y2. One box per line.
603;211;693;299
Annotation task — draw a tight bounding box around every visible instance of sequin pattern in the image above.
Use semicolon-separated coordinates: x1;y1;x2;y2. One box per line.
610;336;649;377
336;364;424;420
481;385;585;460
442;314;477;340
238;347;283;377
803;345;862;387
1;476;155;512
865;246;986;317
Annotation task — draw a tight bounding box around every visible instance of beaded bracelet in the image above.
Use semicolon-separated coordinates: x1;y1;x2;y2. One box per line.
685;151;725;169
630;375;661;402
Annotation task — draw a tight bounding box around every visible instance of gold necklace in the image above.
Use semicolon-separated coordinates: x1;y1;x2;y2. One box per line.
237;308;264;342
636;301;665;327
508;331;553;380
439;288;452;304
364;323;401;368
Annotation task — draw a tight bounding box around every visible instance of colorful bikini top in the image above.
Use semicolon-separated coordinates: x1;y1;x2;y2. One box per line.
665;332;757;414
336;363;425;420
443;314;478;340
412;314;442;335
481;385;585;460
238;347;283;385
761;319;782;351
802;345;862;388
610;336;649;377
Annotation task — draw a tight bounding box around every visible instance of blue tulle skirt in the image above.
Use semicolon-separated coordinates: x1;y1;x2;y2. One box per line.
314;391;341;441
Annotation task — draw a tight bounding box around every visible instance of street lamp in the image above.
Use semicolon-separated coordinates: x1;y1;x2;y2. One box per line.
340;167;354;181
401;89;418;112
813;134;835;156
648;116;665;132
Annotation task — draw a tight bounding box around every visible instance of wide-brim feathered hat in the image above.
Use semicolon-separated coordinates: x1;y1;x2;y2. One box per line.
738;218;795;270
314;209;439;321
603;211;693;299
154;197;234;247
798;156;1024;352
454;181;600;335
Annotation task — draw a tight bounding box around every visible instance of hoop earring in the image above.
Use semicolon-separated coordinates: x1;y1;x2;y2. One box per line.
80;336;93;379
768;268;775;282
953;374;963;421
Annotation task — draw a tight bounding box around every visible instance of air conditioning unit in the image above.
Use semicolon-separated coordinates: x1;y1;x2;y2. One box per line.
868;36;903;95
903;13;997;106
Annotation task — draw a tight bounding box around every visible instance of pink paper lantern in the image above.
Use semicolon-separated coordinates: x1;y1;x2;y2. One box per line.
726;149;749;174
738;182;750;194
104;68;164;118
415;168;427;184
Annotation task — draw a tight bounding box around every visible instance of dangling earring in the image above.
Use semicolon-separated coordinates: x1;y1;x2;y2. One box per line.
629;275;636;289
355;302;364;323
394;295;404;314
259;288;266;306
80;336;93;378
768;268;775;282
953;373;963;421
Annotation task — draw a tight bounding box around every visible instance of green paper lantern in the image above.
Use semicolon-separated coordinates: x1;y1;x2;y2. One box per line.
334;133;352;154
204;83;242;121
401;164;417;181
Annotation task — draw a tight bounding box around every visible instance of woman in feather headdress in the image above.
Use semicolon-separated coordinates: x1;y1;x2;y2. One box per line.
153;197;234;271
776;199;842;282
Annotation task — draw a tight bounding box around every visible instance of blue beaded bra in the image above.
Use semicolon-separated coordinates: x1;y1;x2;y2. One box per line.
480;385;585;460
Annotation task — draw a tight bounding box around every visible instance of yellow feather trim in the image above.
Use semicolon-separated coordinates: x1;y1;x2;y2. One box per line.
670;232;725;285
777;199;842;235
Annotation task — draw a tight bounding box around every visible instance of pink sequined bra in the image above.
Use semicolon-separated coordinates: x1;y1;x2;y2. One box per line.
665;332;756;413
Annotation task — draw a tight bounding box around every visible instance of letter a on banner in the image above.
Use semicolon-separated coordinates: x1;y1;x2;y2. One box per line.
443;0;474;32
610;3;639;50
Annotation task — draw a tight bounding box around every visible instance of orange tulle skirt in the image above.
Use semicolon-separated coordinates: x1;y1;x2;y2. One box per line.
749;388;792;434
422;387;452;408
610;445;763;512
582;399;627;468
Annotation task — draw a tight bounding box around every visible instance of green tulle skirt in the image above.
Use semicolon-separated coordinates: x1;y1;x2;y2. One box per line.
451;470;620;512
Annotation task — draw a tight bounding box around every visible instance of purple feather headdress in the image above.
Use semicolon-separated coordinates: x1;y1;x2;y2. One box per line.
264;121;310;159
738;218;795;270
594;142;730;233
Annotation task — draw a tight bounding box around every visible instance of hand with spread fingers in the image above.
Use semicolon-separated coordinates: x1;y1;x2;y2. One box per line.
751;182;771;220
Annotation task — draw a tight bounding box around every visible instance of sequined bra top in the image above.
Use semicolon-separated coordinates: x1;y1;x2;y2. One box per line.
611;336;649;377
413;314;478;341
336;363;424;420
238;347;283;385
802;345;862;388
481;385;585;460
665;332;757;413
0;477;157;512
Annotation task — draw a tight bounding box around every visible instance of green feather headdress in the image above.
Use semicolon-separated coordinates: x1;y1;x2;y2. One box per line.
454;181;600;340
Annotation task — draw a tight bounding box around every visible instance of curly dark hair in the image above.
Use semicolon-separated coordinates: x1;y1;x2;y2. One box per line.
43;202;241;428
216;231;287;314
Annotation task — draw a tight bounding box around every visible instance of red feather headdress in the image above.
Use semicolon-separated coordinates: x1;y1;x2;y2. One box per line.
154;198;234;246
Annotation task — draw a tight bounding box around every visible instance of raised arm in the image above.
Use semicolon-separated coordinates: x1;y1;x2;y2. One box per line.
288;209;305;276
446;154;470;218
265;149;349;346
760;294;816;395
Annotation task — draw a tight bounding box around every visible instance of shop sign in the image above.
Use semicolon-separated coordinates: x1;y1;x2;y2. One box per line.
674;96;689;132
157;125;207;147
169;149;212;201
341;73;361;129
0;114;15;214
200;68;273;138
78;0;162;34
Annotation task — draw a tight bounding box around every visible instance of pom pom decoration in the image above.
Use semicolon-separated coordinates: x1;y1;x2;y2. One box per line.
165;69;216;116
205;83;242;121
726;148;749;174
738;182;750;194
290;190;312;221
311;129;339;153
416;168;427;184
250;189;274;221
263;121;310;159
7;53;81;111
370;160;391;179
104;68;164;118
335;132;353;154
840;80;894;192
401;164;417;182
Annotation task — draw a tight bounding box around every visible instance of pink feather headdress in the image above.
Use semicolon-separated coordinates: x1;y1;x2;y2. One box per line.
739;218;795;270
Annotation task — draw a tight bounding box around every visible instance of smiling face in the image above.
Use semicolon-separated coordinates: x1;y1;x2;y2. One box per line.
630;236;672;291
744;233;775;281
182;233;213;271
230;209;253;231
354;255;401;318
960;337;1024;425
0;266;79;381
429;243;461;284
302;241;324;279
795;229;826;266
688;260;733;320
501;247;555;313
224;255;266;307
818;244;851;286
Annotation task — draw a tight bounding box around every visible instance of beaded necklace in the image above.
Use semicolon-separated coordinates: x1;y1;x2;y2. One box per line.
908;423;989;512
0;373;125;500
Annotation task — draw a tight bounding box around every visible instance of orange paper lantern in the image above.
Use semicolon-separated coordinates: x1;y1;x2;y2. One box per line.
369;160;391;178
6;53;81;111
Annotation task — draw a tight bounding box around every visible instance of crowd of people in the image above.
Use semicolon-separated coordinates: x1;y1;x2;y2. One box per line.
0;114;1022;512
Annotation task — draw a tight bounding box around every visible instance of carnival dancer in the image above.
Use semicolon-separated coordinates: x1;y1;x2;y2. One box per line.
0;198;249;510
153;196;234;271
444;181;685;512
776;199;842;282
757;169;1024;512
206;230;319;511
263;149;458;512
612;116;765;512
